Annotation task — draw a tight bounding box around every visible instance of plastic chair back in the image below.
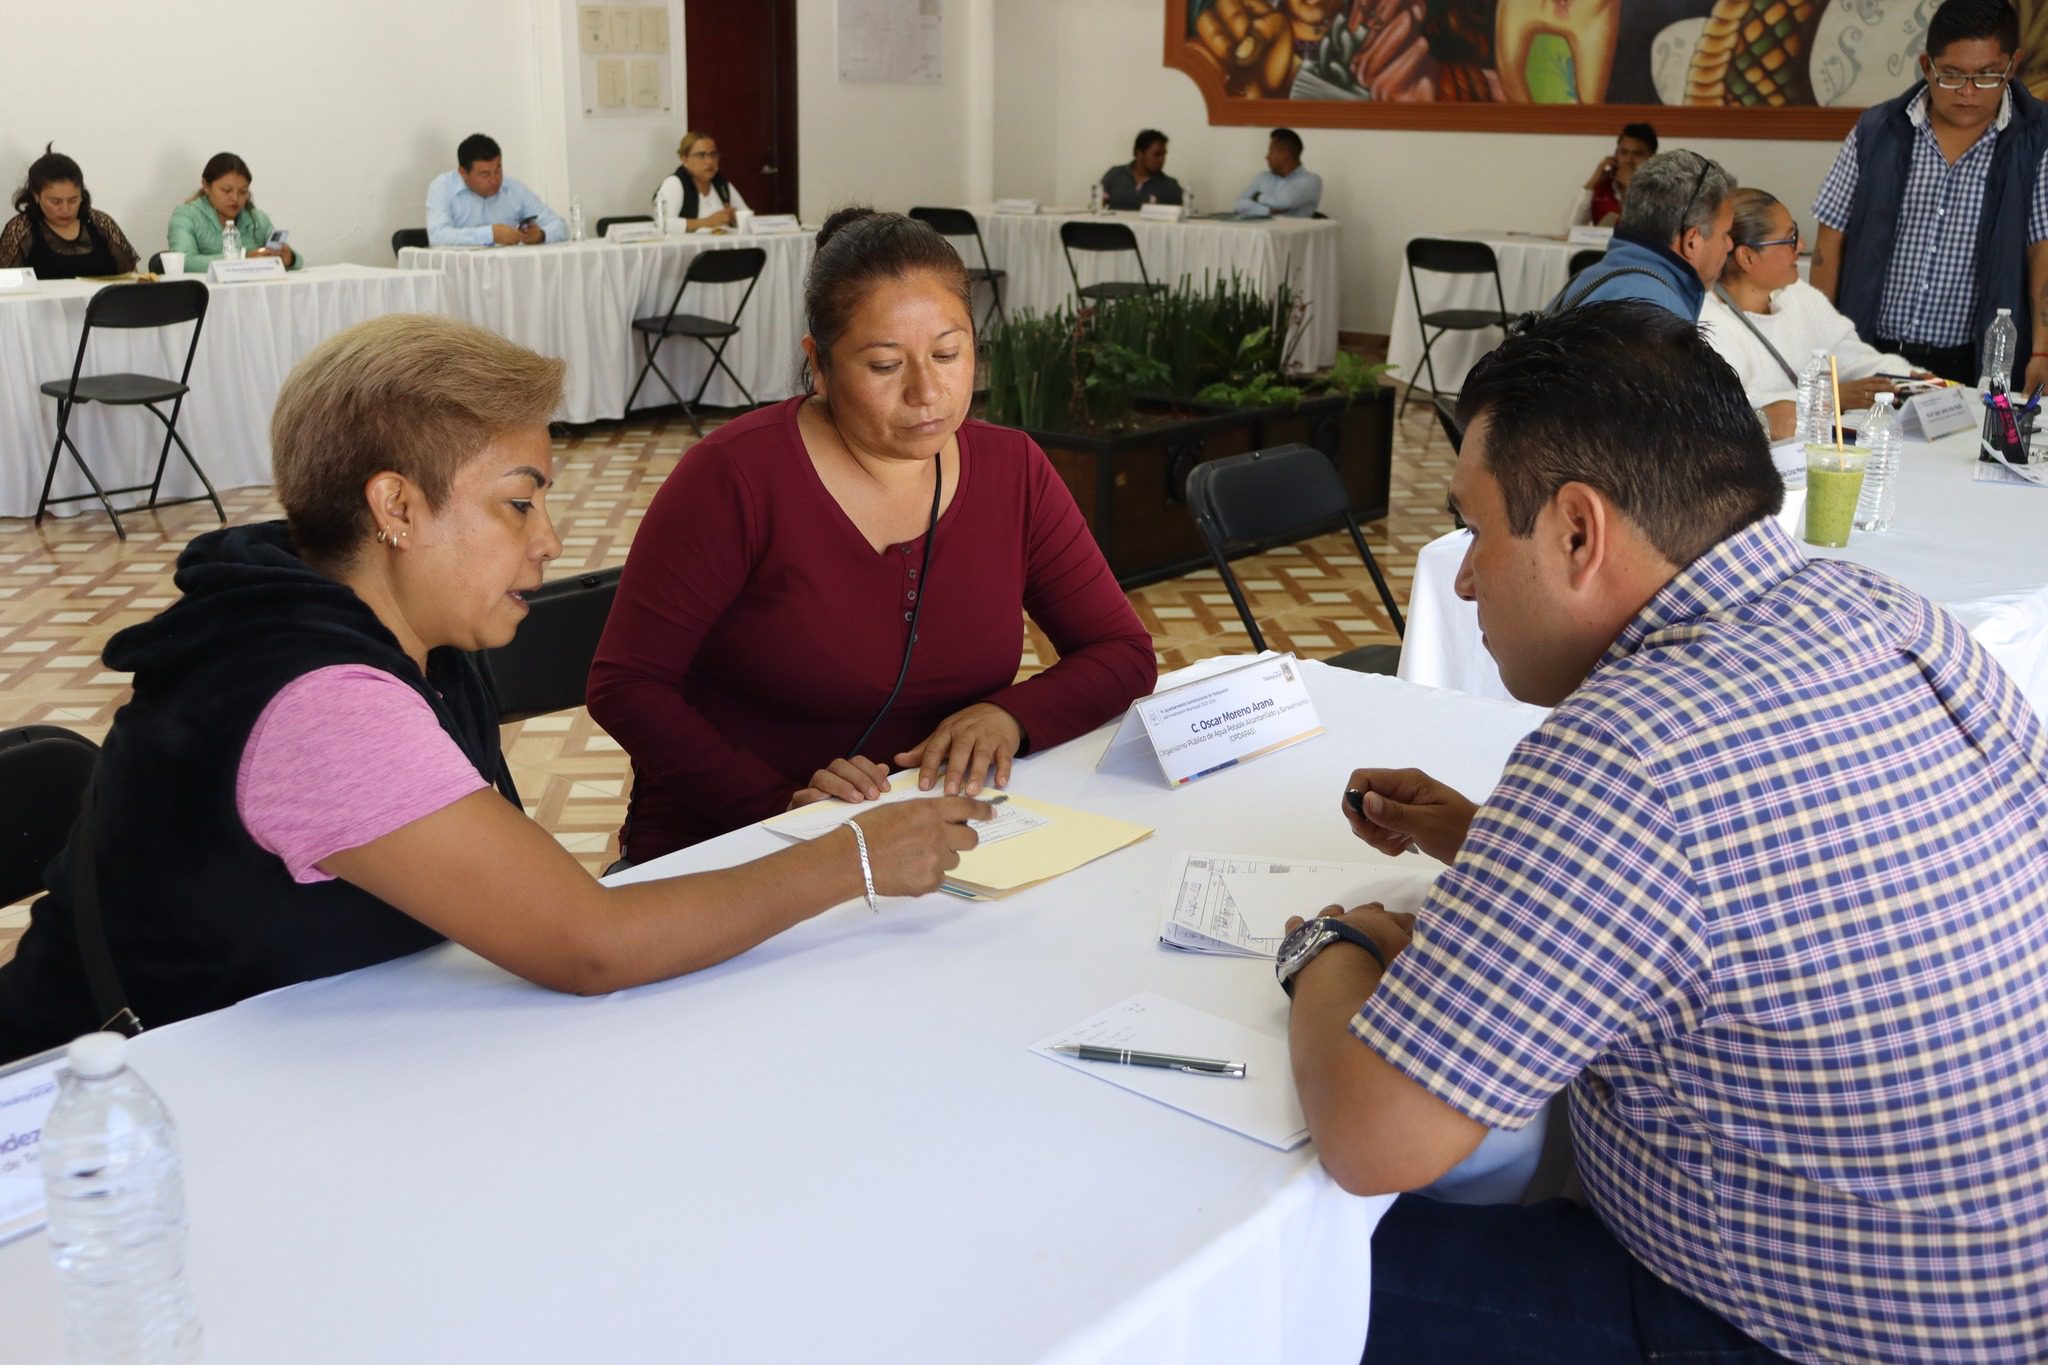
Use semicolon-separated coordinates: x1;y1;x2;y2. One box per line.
908;206;979;238
1567;248;1605;279
391;227;429;256
477;569;624;724
1406;238;1499;275
84;279;208;331
1060;220;1141;255
0;725;98;906
683;246;768;287
597;215;652;238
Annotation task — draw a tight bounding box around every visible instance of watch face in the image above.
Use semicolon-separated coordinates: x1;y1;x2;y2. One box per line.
1276;917;1326;968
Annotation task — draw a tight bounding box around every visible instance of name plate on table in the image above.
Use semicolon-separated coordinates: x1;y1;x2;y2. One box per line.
1099;653;1322;786
206;256;286;284
0;267;32;290
1898;387;1976;439
1138;202;1188;223
992;198;1039;215
0;1048;64;1247
746;214;803;235
1566;225;1614;246
605;221;662;243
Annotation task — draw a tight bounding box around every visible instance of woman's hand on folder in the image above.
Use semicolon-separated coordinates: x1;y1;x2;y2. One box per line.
790;755;893;809
852;797;993;896
897;702;1023;797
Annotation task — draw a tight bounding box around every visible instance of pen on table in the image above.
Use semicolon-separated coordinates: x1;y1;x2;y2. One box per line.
1051;1044;1246;1078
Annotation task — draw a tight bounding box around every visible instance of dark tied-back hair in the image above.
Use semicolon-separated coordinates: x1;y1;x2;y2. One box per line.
189;151;255;205
1270;127;1304;158
1927;0;2020;59
1619;121;1659;152
457;132;502;170
804;207;970;385
12;143;90;222
1133;128;1168;155
1456;300;1782;568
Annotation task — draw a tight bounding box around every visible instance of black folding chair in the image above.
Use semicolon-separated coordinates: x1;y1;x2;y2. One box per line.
1186;444;1404;674
1431;393;1464;454
35;280;220;541
909;206;1008;338
1567;248;1605;280
624;246;767;437
597;215;651;238
1059;220;1165;304
476;568;624;724
0;725;98;907
391;227;429;256
1400;238;1510;418
146;252;164;273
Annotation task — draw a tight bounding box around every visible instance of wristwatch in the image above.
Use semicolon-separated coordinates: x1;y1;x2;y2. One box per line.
1275;916;1386;998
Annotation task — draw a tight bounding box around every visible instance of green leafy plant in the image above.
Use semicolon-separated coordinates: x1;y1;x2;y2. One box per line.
1082;341;1172;425
1194;372;1302;409
983;307;1075;431
1318;351;1396;404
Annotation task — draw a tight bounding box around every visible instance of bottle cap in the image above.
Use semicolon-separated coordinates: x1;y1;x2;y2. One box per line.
66;1031;129;1079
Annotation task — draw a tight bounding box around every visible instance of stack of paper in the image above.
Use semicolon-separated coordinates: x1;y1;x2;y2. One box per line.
762;772;1152;901
1159;850;1441;957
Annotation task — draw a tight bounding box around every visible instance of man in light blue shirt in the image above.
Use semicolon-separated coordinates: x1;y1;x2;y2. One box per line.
425;133;567;247
1233;128;1322;219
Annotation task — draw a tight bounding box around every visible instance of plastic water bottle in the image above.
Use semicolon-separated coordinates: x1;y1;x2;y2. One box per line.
220;218;243;261
1794;349;1834;443
570;197;586;243
1854;392;1900;532
1979;307;2017;392
40;1033;201;1365
654;192;670;238
1186;185;1198;216
1088;182;1104;214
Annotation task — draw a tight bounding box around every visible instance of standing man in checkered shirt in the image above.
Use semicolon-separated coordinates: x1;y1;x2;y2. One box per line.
1276;302;2048;1362
1809;0;2048;390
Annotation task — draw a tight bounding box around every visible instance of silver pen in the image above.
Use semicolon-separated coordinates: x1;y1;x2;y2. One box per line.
1051;1043;1246;1078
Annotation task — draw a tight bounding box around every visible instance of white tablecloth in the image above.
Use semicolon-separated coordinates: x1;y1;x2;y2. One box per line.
0;266;448;520
401;233;814;425
0;663;1551;1363
1398;427;2048;717
971;210;1341;373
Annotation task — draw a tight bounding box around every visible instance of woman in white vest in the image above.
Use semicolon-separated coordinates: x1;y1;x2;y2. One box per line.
653;131;750;232
1699;188;1916;441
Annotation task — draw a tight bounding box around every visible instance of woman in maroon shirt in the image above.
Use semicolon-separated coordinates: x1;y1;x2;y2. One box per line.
588;209;1156;862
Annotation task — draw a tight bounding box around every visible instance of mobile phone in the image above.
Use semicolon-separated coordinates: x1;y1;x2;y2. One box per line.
264;228;289;250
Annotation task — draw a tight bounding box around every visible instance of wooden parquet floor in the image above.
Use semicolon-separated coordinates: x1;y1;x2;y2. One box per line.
0;373;1460;962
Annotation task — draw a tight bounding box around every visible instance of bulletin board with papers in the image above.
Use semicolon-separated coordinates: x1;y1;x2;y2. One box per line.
578;1;675;117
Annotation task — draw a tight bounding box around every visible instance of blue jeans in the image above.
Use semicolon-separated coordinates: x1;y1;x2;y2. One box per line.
1364;1196;1794;1364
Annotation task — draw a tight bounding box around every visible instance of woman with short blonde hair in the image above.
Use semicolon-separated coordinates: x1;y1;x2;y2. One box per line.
654;129;749;232
0;313;985;1062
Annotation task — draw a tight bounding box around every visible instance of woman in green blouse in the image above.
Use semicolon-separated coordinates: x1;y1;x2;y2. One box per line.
166;152;301;272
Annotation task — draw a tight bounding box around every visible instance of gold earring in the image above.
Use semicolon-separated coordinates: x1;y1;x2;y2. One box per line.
374;528;389;545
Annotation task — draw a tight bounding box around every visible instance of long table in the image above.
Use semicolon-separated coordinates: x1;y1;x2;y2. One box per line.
0;663;1549;1362
401;233;814;425
0;266;448;521
970;210;1341;373
1398;425;2048;716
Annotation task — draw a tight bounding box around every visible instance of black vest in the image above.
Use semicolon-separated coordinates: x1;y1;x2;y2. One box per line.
0;522;517;1061
1836;81;2048;383
672;167;733;220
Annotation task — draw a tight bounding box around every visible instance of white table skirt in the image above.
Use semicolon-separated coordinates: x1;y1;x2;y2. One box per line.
1398;426;2048;717
401;233;814;425
970;210;1341;373
0;266;448;520
0;663;1552;1363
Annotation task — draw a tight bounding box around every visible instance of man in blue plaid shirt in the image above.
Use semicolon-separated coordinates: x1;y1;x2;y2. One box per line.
1278;301;2048;1362
1809;0;2048;389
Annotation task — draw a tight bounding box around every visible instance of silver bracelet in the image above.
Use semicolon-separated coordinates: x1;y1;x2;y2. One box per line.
847;820;879;913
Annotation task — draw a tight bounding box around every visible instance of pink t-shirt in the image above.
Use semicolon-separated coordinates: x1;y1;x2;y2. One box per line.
235;664;490;884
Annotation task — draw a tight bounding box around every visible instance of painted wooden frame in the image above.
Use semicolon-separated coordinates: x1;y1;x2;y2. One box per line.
1161;0;1969;140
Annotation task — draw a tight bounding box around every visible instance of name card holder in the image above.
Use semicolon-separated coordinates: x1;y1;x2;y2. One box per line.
747;214;803;235
206;256;286;284
0;267;32;290
1138;202;1188;223
1099;652;1322;787
604;221;662;243
1566;225;1614;246
1898;386;1975;440
992;198;1039;215
0;1047;65;1247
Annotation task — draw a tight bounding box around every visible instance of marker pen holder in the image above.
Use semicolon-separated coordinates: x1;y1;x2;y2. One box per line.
1981;393;2038;465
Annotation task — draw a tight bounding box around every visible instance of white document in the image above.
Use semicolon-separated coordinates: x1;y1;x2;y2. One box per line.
628;57;664;108
578;4;610;51
1160;851;1441;958
1031;992;1308;1150
991;198;1040;215
0;267;32;290
764;770;1048;848
0;1049;64;1247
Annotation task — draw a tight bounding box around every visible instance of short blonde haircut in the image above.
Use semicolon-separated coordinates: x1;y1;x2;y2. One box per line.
676;129;708;161
271;314;564;567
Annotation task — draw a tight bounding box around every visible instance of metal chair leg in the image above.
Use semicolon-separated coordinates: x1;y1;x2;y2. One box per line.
33;399;73;529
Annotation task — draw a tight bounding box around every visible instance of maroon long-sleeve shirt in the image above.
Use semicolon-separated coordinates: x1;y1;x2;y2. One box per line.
587;398;1157;861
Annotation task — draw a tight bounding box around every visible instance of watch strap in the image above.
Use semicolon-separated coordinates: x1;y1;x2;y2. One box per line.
1279;916;1387;997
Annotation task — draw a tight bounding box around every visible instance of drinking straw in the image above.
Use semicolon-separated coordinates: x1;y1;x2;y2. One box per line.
1830;355;1844;451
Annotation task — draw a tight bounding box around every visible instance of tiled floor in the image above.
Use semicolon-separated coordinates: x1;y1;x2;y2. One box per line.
0;369;1460;961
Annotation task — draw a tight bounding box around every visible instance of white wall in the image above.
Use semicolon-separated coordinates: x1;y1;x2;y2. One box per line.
997;0;1852;335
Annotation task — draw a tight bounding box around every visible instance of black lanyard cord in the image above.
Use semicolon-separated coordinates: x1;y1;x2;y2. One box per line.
847;453;943;759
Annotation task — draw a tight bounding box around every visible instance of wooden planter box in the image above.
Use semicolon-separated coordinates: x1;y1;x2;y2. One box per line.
1245;386;1395;525
1022;407;1263;588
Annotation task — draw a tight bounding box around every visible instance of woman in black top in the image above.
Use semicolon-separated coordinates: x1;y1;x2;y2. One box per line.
0;144;140;279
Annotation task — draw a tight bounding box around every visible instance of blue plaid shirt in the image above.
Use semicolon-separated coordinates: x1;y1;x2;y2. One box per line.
1814;87;2048;346
1355;519;2048;1364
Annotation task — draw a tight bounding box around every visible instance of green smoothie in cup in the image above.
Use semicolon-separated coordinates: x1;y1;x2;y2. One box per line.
1803;443;1868;548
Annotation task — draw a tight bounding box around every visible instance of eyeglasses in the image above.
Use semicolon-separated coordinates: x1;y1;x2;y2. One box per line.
1743;231;1801;251
1679;152;1715;236
1929;58;2013;90
686;149;721;159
